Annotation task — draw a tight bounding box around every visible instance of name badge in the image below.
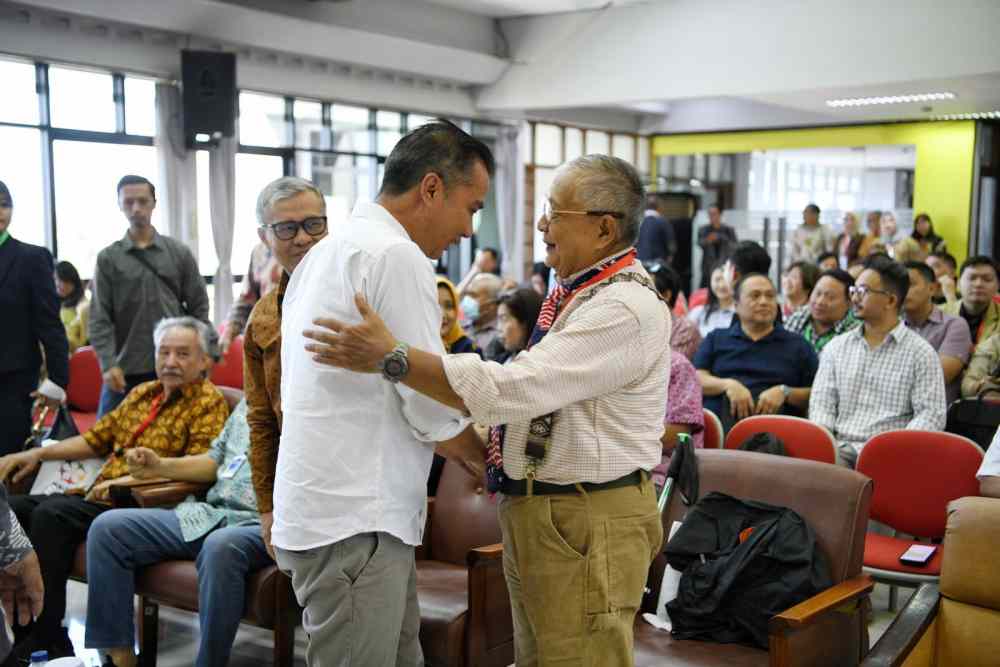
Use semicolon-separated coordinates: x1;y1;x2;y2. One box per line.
220;455;246;479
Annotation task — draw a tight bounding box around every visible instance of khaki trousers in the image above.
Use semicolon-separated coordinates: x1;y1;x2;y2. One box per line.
498;478;662;667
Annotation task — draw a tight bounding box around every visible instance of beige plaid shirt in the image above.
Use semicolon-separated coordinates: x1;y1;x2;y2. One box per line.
443;262;671;485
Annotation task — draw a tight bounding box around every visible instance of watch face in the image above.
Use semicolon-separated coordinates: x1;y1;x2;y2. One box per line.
385;357;406;377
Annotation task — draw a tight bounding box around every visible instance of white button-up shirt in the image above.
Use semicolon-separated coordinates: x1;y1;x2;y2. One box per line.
274;202;467;551
443;260;670;484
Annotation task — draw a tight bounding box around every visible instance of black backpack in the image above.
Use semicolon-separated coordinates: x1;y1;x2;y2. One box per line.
664;492;833;649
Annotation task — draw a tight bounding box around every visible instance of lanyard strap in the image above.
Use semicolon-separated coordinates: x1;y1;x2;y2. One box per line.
121;393;165;453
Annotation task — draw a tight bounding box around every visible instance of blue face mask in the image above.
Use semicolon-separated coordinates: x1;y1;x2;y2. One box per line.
460;295;480;324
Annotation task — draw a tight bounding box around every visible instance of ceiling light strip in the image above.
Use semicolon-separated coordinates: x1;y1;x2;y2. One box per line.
826;92;956;108
931;111;1000;121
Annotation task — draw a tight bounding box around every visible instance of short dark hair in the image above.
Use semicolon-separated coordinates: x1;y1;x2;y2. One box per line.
959;255;999;281
817;251;838;267
708;203;721;212
647;262;682;308
727;241;771;278
929;252;957;272
805;203;820;215
117;175;156;199
55;260;85;308
734;272;773;302
379;119;495;197
480;247;501;273
786;260;820;294
497;288;544;333
863;254;909;311
904;261;937;287
0;180;11;208
815;268;855;301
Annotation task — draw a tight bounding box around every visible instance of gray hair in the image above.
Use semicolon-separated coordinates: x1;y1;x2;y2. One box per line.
255;176;325;226
153;316;213;358
556;154;645;246
467;272;503;298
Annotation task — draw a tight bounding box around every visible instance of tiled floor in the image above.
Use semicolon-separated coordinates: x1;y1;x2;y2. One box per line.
61;579;909;666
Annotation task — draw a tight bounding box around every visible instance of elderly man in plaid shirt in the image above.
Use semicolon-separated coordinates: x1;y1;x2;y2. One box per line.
809;254;946;468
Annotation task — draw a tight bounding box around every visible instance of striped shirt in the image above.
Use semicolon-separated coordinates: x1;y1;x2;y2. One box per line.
443;260;670;484
809;319;946;455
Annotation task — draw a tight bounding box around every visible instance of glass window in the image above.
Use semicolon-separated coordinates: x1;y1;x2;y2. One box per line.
124;76;156;136
612;134;635;163
332;105;370;154
296;152;376;225
564;127;584;161
585;130;609;155
0;58;39;125
239;92;288;147
49;66;116;132
637;137;650;175
53;140;157;277
0;127;46;247
197;151;285;276
534;124;562;166
294;100;325;149
376;111;402;156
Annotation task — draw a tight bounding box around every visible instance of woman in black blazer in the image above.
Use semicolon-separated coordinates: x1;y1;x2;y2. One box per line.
0;180;69;457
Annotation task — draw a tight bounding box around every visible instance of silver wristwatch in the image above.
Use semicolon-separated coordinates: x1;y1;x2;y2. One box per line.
378;342;410;383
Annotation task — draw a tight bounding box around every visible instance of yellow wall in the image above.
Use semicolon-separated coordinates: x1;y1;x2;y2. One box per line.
651;122;977;263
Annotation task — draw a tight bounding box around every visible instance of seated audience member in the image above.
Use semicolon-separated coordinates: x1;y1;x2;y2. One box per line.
903;261;972;405
652;350;704;489
461;272;504;356
856;210;882;259
694;273;817;425
0;316;227;660
817;251;840;272
961;333;1000;398
437;276;478;355
530;261;551;295
790;203;835;264
926;251;958;305
785;268;861;354
687;265;735;337
455;246;501;294
881;211;923;262
780;260;820;318
85;401;269;667
495;288;543;363
912;212;946;256
809;255;946;468
833;212;863;268
54;261;90;354
847;260;865;280
942;255;1000;346
649;262;702;359
219;242;281;356
722;239;772;290
977;426;1000;498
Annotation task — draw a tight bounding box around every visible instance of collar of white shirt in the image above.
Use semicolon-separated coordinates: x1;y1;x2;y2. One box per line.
351;200;412;241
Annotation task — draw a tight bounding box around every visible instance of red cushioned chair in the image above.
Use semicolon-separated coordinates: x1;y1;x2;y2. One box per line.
210;335;244;389
66;345;102;432
724;414;837;464
857;430;983;611
701;408;724;449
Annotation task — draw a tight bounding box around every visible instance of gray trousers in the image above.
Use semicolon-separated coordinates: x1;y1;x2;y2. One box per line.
275;532;423;667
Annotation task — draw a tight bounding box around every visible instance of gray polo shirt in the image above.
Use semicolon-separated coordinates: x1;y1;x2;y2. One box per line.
89;229;209;376
906;306;973;406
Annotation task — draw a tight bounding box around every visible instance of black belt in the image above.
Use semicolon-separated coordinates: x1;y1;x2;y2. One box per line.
500;470;645;496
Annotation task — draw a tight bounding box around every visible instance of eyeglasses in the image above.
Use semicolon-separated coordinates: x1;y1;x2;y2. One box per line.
260;216;328;241
849;285;892;300
542;201;624;222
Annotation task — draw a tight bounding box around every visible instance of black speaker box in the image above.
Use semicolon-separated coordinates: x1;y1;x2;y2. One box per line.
181;50;236;142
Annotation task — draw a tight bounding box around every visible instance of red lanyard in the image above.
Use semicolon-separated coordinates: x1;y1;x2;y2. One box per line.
557;251;637;317
123;393;165;452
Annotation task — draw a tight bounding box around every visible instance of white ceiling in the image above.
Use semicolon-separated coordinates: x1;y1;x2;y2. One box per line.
422;0;652;18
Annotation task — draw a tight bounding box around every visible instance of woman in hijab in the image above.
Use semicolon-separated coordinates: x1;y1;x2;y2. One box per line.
436;276;479;356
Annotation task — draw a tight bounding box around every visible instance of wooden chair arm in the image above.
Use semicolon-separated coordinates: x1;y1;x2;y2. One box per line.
123;481;212;508
416;497;435;560
770;575;875;633
860;584;940;667
467;543;503;567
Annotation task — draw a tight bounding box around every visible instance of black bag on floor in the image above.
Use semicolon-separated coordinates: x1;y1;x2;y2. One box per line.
664;492;833;649
946;394;1000;452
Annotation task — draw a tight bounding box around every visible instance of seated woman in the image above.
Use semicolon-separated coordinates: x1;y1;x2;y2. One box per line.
687;265;735;337
436;276;478;356
55;260;90;353
652;351;704;490
780;260;819;319
84;400;271;667
648;262;701;359
495;288;543;363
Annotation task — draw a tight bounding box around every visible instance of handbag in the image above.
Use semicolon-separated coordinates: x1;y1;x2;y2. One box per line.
946;392;1000;452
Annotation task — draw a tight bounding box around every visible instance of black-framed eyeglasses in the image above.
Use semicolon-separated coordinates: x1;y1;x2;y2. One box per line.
849;285;892;300
260;216;328;241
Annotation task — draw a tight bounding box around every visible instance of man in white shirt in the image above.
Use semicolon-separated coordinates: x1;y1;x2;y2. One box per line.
304;155;670;666
276;120;493;666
